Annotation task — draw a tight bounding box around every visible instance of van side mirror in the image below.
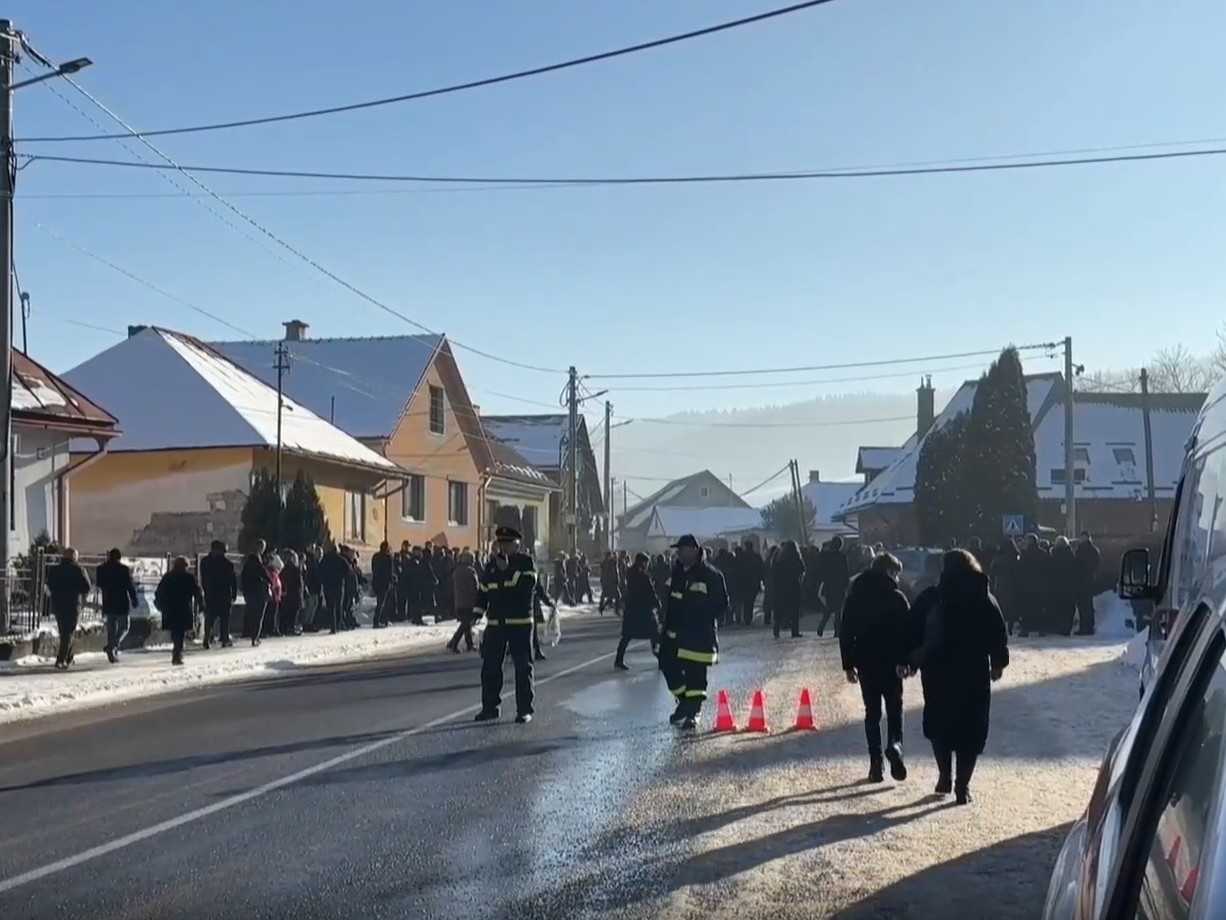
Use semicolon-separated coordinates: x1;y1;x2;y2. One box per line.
1119;548;1154;600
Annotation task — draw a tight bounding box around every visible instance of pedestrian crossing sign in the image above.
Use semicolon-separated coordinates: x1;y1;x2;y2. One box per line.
1002;514;1025;536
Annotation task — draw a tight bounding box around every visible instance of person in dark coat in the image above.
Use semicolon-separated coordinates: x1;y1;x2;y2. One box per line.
46;547;92;670
279;549;305;636
771;540;806;639
1050;537;1080;635
713;547;738;627
448;551;480;653
96;548;139;663
989;539;1021;635
761;545;778;627
802;544;823;612
474;526;539;724
908;549;1009;805
435;546;455;622
240;539;272;646
303;545;324;631
816;537;851;637
841;552;911;783
651;554;671;605
371;540;396;628
735;540;765;627
199;540;237;649
410;546;435;625
615;553;659;670
154;556;204;665
317;543;350;634
1075;531;1102;635
341;546;364;629
1016;534;1047;636
659;536;729;730
577;554;594;604
598;552;621;614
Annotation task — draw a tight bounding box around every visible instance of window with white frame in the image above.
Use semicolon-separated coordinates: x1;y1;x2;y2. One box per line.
345;490;366;542
401;474;426;522
448;481;469;526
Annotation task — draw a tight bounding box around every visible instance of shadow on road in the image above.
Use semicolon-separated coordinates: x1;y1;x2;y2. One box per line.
300;737;581;786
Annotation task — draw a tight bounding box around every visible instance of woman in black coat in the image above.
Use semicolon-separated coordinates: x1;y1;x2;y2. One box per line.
279;550;305;636
615;553;659;670
770;540;806;639
155;556;204;666
909;549;1009;805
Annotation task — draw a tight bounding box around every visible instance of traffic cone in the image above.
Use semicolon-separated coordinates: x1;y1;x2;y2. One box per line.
746;689;769;733
712;690;737;733
793;688;816;731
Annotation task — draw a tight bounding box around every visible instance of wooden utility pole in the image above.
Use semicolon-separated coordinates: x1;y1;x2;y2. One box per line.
567;366;579;555
1140;368;1158;533
603;400;612;553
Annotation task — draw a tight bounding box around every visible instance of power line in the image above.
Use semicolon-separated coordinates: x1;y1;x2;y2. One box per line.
617;413;915;430
25;143;1226;187
738;463;793;498
15;1;841;143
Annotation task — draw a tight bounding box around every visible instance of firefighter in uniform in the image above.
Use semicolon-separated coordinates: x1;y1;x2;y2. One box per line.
659;534;729;730
474;526;538;724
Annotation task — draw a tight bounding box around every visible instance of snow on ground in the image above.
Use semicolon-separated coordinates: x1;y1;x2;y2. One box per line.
0;600;588;726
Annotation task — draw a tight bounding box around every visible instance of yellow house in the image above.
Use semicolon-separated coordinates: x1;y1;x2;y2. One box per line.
63;327;400;557
213;322;557;556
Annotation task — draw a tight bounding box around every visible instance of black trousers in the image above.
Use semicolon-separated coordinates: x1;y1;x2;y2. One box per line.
738;593;758;626
859;670;903;758
480;625;534;716
932;743;979;792
204;599;231;645
773;599;802;638
1076;590;1096;635
171;626;187;661
373;586;393;625
53;607;80;664
817;591;845;635
324;589;344;632
242;591;268;639
449;608;475;650
660;650;709;711
615;635;658;664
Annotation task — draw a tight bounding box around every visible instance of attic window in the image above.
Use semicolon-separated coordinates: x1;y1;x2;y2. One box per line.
1113;447;1137;465
1073;447;1091;465
429;385;445;435
700;486;710;498
1051;468;1088;485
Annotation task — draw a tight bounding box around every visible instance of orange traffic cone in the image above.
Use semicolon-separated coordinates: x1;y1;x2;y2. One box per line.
712;690;737;733
793;688;816;731
746;689;769;733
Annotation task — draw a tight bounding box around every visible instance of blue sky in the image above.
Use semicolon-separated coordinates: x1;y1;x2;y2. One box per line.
9;0;1226;430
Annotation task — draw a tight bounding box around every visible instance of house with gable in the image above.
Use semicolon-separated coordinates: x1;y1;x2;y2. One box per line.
215;321;557;555
617;469;753;552
63;326;401;557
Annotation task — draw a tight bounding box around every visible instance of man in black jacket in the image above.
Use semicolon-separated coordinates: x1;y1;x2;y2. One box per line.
96;548;139;663
46;547;92;670
155;556;204;665
199;540;237;649
240;539;272;647
816;537;851;637
371;541;396;628
1075;531;1102;636
735;540;765;627
474;526;538;723
659;535;730;730
318;543;350;635
841;552;911;783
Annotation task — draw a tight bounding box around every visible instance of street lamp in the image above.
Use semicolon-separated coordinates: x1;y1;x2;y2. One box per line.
9;56;91;91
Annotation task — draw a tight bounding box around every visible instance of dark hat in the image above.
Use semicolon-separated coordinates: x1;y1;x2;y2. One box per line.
670;534;700;549
494;525;523;542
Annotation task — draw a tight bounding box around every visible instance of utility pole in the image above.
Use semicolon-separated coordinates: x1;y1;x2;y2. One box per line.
602;400;612;554
274;341;291;541
1140;367;1158;533
789;459;809;545
1063;336;1077;537
567;366;578;556
0;24;14;633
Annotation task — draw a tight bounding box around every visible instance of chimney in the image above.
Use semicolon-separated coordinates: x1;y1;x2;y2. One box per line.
917;375;935;439
283;319;309;342
127;324;147;338
809;470;820;483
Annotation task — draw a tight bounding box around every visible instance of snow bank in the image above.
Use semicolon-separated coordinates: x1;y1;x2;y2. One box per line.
1095;590;1141;639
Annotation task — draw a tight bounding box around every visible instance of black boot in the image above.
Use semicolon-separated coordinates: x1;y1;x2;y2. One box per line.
885;742;907;781
935;773;952;795
868;756;884;783
669;701;688;725
474;709;499;723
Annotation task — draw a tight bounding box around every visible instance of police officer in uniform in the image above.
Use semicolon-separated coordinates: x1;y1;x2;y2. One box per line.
474;526;538;724
659;534;730;730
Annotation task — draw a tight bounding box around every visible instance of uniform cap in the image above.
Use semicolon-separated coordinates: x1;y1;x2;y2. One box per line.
494;525;523;542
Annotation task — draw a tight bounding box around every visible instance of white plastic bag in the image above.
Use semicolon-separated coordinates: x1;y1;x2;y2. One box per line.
545;608;562;647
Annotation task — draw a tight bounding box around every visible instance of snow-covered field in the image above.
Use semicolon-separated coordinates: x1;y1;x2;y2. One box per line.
0;602;579;726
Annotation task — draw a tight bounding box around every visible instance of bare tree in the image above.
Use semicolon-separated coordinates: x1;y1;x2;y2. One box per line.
1149;344;1217;393
1212;325;1226;379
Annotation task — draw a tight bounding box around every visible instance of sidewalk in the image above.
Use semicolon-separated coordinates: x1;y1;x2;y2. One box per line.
0;600;594;726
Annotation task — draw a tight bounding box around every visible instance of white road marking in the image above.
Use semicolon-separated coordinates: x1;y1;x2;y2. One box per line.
0;650;615;895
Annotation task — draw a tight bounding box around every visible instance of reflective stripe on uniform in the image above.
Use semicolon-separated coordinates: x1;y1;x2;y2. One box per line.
677;647;718;665
682;689;707;699
665;630;677;640
670;685;687;697
509;570;537;587
482;582;501;591
492;617;534;626
688;581;708;594
669;591;684;599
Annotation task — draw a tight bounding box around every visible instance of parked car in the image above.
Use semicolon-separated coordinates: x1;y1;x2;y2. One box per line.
1043;380;1226;919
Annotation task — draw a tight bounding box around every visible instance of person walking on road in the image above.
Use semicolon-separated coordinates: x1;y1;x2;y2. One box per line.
317;543;350;635
96;548;139;663
371;540;396;628
735;540;765;627
448;550;480;653
199;540;237;649
908;549;1009;805
599;551;620;614
1075;531;1101;635
762;544;779;628
1050;536;1080;635
615;552;660;670
659;535;730;730
577;554;595;605
47;547;92;670
474;526;538;724
770;540;806;639
841;552;911;783
240;539;272;646
154;556;204;665
816;537;851;637
990;539;1021;635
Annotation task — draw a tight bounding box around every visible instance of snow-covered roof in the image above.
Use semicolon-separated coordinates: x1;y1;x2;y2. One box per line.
485;437;557;489
799;480;862;530
65;328;398;474
11;350;118;434
856;446;904;474
646;506;763;539
480;415;570;468
211;334;442;440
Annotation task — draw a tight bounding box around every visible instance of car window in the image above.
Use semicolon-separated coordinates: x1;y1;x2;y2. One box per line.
1134;633;1226;919
1168;454;1212;611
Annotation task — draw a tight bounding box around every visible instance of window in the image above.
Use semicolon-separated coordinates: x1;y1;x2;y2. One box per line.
401;474;425;522
448;481;469;526
1074;447;1092;465
345;490;366;542
429;385;445;435
1133;638;1226;919
1051;468;1088;485
700;486;710;498
523;506;538;546
1115;447;1138;465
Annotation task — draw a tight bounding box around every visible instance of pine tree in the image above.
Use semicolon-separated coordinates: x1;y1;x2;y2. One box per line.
282;471;332;552
239;469;282;553
760;494;817;542
962;347;1038;539
914;412;970;545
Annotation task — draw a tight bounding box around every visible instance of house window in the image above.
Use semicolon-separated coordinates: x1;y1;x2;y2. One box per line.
448;481;469;526
1073;447;1091;465
401;474;425;522
1051;468;1087;485
1113;447;1137;465
700;486;710;498
429;385;445;435
345;490;366;542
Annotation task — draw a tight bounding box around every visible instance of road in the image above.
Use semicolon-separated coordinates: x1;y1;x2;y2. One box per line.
0;612;1135;919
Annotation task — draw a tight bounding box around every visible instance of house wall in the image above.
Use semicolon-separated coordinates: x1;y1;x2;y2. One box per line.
11;426;73;555
382;362;482;550
483;480;554;559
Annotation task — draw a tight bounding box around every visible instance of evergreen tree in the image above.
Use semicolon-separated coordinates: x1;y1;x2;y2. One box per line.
760;494;817;542
914;412;970;545
282;471;332;552
962;347;1038;539
239;469;282;553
